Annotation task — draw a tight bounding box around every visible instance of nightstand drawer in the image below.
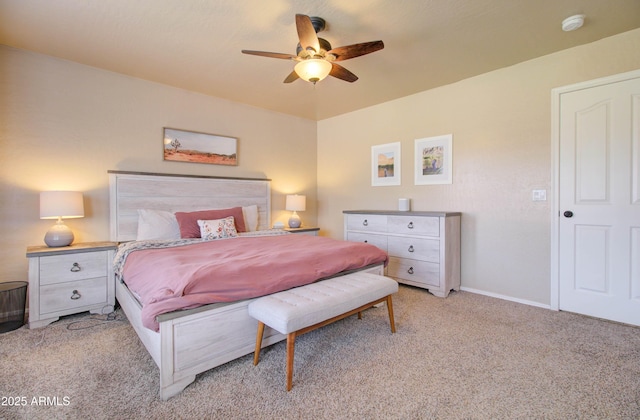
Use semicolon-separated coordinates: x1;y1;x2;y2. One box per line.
388;257;440;287
388;236;439;262
40;276;108;315
39;251;109;285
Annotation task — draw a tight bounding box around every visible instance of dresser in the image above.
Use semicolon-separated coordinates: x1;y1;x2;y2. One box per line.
26;241;117;328
344;211;461;297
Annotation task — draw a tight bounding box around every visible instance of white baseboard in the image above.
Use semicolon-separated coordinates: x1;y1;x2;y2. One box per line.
460;287;553;310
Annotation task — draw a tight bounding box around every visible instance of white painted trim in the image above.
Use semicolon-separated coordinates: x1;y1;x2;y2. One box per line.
549;69;640;311
460;286;552;310
550;83;561;310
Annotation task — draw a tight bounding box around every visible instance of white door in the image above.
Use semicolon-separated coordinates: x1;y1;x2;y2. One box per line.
556;73;640;326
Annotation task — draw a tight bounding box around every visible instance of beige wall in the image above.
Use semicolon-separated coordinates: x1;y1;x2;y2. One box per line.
317;28;640;306
2;28;639;308
0;45;317;284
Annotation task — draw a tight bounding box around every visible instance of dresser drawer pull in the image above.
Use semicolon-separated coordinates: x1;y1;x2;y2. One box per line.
408;245;414;252
407;222;414;229
70;290;81;300
362;219;368;226
407;267;414;275
70;263;81;272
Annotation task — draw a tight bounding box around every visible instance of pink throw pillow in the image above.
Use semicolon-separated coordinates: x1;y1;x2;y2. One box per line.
175;207;247;238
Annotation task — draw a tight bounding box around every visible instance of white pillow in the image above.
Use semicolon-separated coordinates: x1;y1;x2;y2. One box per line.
136;209;181;241
198;217;239;240
242;205;259;231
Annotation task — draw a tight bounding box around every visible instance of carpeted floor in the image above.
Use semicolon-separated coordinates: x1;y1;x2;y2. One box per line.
1;285;639;419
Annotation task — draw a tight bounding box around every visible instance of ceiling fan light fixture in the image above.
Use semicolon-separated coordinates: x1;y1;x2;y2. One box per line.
242;14;383;84
294;59;332;84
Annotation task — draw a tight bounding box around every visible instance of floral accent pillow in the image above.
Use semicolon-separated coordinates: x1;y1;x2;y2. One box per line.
197;217;239;240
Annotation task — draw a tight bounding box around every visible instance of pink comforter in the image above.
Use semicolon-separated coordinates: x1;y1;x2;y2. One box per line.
121;235;388;331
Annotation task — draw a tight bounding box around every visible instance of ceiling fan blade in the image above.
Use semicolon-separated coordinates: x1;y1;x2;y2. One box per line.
295;14;320;53
283;71;299;83
330;63;358;83
241;50;297;60
328;40;384;62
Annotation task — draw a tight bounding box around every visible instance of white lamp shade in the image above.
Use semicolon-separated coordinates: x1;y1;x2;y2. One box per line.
40;191;84;219
285;195;306;212
294;59;332;83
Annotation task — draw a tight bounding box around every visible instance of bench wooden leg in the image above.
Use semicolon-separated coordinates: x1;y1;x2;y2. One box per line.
386;295;396;333
286;332;296;391
253;321;265;365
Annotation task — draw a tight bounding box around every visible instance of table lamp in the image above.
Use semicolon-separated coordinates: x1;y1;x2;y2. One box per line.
285;194;306;228
40;191;84;247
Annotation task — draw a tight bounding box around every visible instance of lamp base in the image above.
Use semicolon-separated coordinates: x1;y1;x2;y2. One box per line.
44;221;74;247
288;213;301;228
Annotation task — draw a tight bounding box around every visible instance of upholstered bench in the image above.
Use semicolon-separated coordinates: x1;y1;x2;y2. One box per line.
248;271;398;391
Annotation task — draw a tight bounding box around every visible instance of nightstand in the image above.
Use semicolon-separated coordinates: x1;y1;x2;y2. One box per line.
283;227;319;236
26;241;118;328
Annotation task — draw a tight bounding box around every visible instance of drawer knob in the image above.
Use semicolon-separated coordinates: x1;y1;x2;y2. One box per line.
362;219;368;226
70;290;81;300
407;221;414;229
70;262;81;272
408;245;414;252
407;267;414;275
364;240;368;243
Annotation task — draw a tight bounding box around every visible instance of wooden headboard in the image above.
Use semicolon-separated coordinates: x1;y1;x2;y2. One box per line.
109;171;271;242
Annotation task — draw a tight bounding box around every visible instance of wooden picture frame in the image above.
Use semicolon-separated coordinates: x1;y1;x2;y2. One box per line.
163;128;237;166
371;142;401;186
414;134;453;185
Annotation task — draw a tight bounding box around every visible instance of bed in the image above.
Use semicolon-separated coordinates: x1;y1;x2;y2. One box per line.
108;170;386;400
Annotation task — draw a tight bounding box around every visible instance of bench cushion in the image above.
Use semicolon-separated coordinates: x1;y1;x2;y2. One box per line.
247;272;398;334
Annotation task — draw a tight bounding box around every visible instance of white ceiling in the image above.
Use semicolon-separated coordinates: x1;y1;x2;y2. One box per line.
1;0;639;121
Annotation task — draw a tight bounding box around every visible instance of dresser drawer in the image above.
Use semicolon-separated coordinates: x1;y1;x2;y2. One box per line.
39;276;108;315
388;236;439;263
388;215;439;236
346;232;388;251
388;257;440;287
39;251;109;285
346;214;387;232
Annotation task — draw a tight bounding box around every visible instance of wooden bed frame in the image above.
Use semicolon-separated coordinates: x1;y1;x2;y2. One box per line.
108;170;382;400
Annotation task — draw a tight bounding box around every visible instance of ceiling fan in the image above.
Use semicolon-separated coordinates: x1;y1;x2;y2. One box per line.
241;14;384;84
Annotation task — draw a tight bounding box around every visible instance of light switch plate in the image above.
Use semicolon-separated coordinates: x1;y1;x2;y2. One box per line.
532;189;547;201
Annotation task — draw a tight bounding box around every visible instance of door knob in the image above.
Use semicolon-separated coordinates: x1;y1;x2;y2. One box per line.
563;211;574;218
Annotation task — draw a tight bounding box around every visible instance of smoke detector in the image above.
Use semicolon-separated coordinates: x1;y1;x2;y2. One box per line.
562;14;585;32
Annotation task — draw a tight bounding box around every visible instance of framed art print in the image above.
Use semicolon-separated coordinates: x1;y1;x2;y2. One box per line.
414;134;453;185
371;142;401;186
163;128;238;166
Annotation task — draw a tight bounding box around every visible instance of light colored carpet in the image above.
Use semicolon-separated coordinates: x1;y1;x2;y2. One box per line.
1;285;639;419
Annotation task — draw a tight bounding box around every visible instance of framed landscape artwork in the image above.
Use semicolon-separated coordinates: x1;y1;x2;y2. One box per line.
371;142;401;186
414;134;453;185
163;128;238;166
